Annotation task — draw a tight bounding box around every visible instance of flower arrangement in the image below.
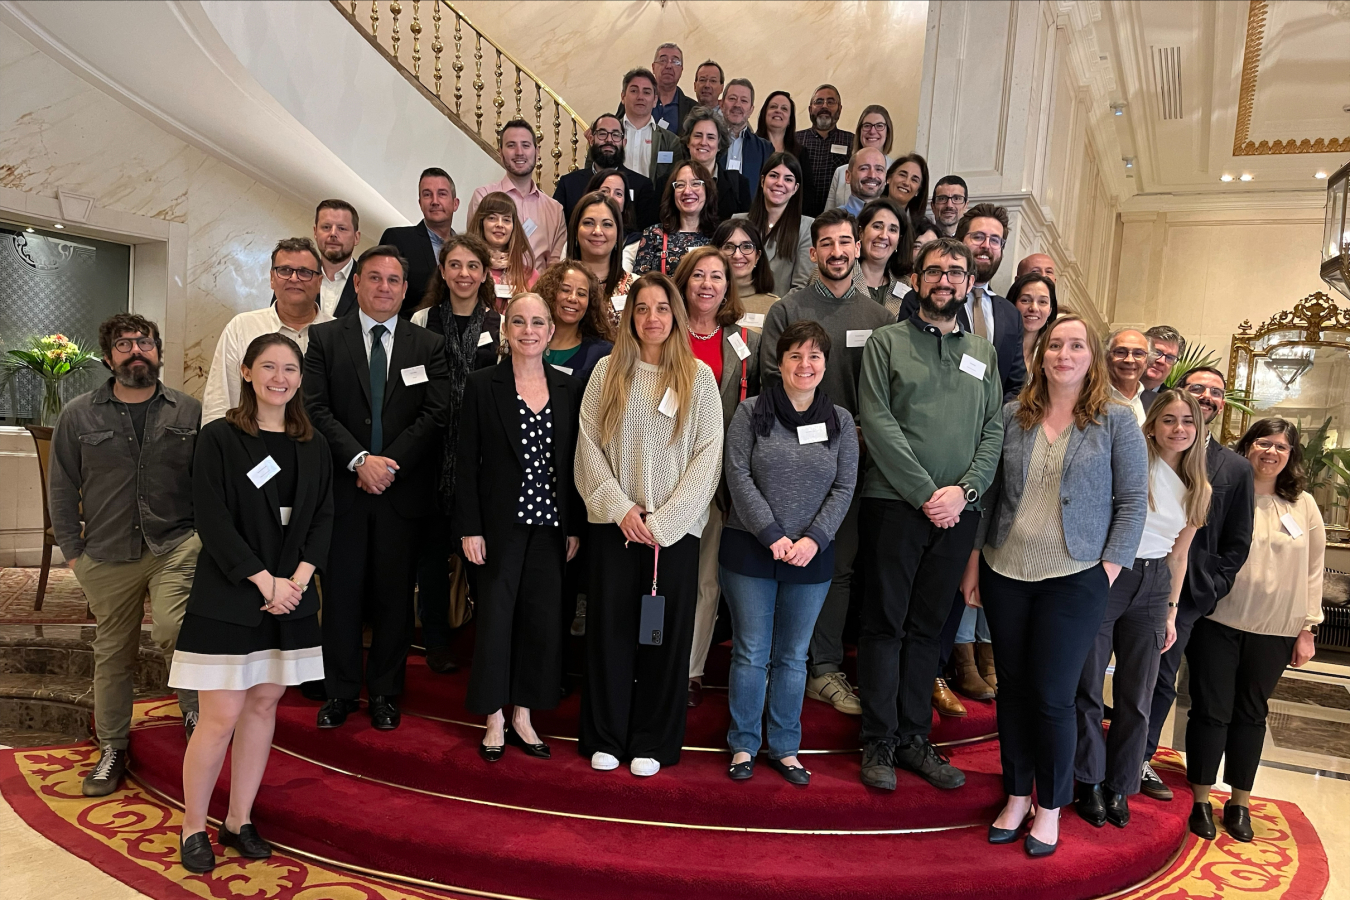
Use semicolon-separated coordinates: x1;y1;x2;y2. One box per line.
1;333;101;425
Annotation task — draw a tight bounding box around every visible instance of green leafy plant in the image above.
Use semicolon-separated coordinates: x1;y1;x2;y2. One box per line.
1;333;100;425
1302;417;1350;503
1162;342;1256;416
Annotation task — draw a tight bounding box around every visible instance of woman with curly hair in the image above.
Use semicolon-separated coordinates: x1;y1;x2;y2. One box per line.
537;260;613;387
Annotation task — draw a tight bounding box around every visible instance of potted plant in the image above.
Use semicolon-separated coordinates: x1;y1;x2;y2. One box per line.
1;334;100;426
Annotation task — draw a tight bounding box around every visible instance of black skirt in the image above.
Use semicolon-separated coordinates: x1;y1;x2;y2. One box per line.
169;611;323;691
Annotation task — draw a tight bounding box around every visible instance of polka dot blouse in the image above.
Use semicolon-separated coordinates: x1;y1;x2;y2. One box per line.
516;394;559;526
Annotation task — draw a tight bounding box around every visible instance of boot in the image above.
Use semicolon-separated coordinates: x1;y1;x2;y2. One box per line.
975;641;997;694
931;678;967;717
951;643;995;701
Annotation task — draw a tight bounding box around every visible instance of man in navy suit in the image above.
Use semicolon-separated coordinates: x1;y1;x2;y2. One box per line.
378;168;458;316
719;78;773;198
553;113;658;231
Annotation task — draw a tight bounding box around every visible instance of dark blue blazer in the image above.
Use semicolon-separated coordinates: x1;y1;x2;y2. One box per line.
553;166;658;232
732;130;775;198
556;337;613;388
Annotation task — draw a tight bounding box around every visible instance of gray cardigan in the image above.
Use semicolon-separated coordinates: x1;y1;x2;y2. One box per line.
977;400;1148;569
723;397;859;549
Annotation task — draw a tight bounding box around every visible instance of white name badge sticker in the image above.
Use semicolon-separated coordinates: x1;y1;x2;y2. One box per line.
656;150;674;164
1280;513;1304;539
658;387;679;417
247;456;281;489
959;354;988;380
477;331;494;347
657;118;670;131
401;364;428;386
279;506;293;526
726;158;742;171
552;364;574;375
892;281;908;297
522;218;538;238
830;143;848;155
798;422;828;444
611;294;628;311
495;282;514;298
846;329;873;348
727;331;751;360
629;188;636;201
737;312;765;329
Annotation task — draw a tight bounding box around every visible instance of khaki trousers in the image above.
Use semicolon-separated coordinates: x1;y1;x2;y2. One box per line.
688;501;724;680
74;533;201;749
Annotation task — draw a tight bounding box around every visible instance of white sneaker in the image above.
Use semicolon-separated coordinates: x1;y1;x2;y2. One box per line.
591;751;619;771
630;757;661;777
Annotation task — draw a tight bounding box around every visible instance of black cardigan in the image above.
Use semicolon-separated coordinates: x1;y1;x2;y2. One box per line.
453;359;585;542
186;418;334;627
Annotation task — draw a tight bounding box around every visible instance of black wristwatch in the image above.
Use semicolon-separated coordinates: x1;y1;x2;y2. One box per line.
1306;624;1320;637
959;484;979;504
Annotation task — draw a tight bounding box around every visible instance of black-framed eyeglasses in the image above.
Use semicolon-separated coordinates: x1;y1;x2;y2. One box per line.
593;129;624;142
721;241;756;256
966;232;1005;249
273;265;319;282
921;267;968;283
859;122;887;132
113;337;157;353
1153;351;1179;365
932;195;966;206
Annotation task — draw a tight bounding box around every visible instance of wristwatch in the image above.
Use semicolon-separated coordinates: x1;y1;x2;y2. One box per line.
1307;624;1320;637
354;451;370;468
959;484;979;504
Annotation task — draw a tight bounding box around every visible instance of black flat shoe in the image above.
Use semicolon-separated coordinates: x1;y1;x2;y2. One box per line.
1189;801;1217;840
1025;833;1058;857
766;757;811;785
1076;781;1107;828
478;741;505;763
988;810;1033;844
505;726;551;759
425;646;459;674
369;695;401;731
219;822;272;859
180;831;215;873
728;759;754;781
1223;802;1254;842
316;698;360;729
1104;790;1130;828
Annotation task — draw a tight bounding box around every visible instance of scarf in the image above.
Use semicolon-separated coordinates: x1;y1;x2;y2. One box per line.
750;380;840;445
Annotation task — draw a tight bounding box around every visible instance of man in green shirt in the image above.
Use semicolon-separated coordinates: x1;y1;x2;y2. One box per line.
855;237;1004;791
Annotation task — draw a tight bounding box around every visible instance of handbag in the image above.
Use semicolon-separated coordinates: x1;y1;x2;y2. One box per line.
447;552;474;628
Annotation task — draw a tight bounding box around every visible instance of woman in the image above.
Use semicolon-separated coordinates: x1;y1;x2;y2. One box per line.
671;246;761;706
964;315;1147;857
721;321;858;783
538;260;613;387
857;198;915;317
568;190;635;329
756;90;800;159
625;161;718;277
468;191;539;303
713;219;778;330
743;152;814;295
456;293;584;763
681;107;751;219
170;333;332;873
913;219;939;261
1185;417;1323;843
826;105;895;210
575;272;724;777
1074;389;1209;829
1007;273;1058;367
586;168;640;241
883;153;931;224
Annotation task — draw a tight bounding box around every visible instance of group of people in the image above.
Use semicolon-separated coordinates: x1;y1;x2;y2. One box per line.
46;40;1326;873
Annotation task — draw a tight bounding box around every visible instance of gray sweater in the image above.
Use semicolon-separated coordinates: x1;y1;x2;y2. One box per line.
723;397;859;549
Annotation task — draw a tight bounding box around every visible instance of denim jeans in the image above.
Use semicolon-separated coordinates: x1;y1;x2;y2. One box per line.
955;604;991;643
721;567;831;759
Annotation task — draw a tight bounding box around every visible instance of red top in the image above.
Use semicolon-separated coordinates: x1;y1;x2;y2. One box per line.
690;329;723;384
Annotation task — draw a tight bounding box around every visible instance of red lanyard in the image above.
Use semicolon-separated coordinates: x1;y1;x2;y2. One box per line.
660;231;669;274
738;327;749;403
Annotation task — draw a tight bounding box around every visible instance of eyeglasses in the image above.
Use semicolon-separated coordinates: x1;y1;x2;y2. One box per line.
273;265;319;281
1252;439;1291;454
1184;384;1225;400
1153;351;1179;365
966;232;1005;249
670;180;705;191
859;122;887;132
932;195;966;206
593;129;624;142
655;56;682;67
113;337;157;353
721;241;756;256
1109;347;1151;361
921;267;969;283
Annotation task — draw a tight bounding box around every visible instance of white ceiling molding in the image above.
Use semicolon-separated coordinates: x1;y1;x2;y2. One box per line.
55;188;96;223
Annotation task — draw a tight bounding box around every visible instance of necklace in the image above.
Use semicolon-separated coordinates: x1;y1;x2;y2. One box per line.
689;326;720;341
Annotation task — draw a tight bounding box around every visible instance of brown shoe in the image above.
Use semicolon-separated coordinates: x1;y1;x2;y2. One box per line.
952;643;995;701
932;678;967;717
975;641;998;694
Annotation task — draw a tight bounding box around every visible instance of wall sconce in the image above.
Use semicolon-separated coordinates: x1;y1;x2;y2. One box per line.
1323;159;1350;300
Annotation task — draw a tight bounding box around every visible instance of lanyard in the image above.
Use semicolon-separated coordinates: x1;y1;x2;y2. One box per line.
661;231;669;274
651;544;660;596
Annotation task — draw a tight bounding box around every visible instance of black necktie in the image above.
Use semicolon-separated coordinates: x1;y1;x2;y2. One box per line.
369;323;387;454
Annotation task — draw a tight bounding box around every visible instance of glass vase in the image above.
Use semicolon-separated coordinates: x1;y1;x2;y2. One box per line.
39;376;63;427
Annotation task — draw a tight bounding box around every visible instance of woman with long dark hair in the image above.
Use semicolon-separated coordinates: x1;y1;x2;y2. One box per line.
756;90;800;159
883;153;931;224
856;197;915;317
568;190;634;330
625;161;718;277
1007;273;1058;366
713;219;778;327
742;151;813;295
585;169;639;239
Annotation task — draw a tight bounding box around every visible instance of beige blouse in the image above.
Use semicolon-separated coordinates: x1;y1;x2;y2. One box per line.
1208;492;1325;637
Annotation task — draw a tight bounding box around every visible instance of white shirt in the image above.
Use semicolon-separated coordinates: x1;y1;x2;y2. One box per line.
1111;381;1147;426
1135;456;1188;559
358;309;396;374
623;116;655;179
200;304;333;425
318;257;355;318
964;285;997;343
726;123;747;170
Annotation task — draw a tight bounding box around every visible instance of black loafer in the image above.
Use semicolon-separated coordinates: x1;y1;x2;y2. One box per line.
478;741;505;763
180;830;216;873
1223;802;1254;842
219;822;272;859
728;759;754;781
425;646;458;674
505;726;551;759
316;698;360;729
1076;781;1107;828
766;757;811;785
1189;801;1217;840
369;695;401;731
1104;789;1130;828
1025;833;1058;857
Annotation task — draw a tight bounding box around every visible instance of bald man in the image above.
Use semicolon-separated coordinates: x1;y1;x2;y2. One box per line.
1016;253;1057;283
840;147;886;216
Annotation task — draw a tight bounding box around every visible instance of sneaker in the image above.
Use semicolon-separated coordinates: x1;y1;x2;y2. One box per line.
805;671;862;715
571;597;587;637
590;751;619;771
1140;762;1174;801
183;710;199;744
894;736;966;790
860;741;897;790
630;757;661;777
82;745;128;797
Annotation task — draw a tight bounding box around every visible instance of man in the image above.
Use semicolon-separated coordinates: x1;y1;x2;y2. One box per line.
1015;252;1057;283
931;175;969;237
201;238;334;424
379;167;458;315
304;246;451;731
48;313;202;796
1140;366;1254;802
553;112;658;230
840;147;886;215
759;209;895;716
617;67;684;188
794;84;853;217
1106;328;1152;425
314;199;361;317
718;78;772;198
1141;324;1185;402
650;43;694;134
693;59;724;107
856;237;1003;791
468;119;568;269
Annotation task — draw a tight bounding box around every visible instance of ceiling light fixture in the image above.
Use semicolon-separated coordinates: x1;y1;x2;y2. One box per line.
1220;174;1234;182
25;226;34;233
53;223;65;229
1110;100;1127;116
1316;171;1329;179
1239;174;1254;181
1123;157;1135;168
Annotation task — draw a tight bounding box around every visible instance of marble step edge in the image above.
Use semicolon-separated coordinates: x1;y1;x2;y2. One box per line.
0;624;162;654
0;673;166;708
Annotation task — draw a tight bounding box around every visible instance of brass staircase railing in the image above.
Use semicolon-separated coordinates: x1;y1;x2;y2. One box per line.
331;1;587;195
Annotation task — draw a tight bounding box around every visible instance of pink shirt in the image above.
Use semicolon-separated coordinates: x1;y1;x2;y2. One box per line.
468;176;567;269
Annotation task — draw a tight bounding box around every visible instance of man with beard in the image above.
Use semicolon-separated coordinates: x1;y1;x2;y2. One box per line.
201;238;333;424
1140;325;1185;409
718;78;772;200
379;167;459;315
468;119;567;269
1106;327;1152;425
931;176;969;237
314;199;361;317
759;209;895;717
794;84;854;217
49;313;203;796
553;113;658;229
839;147;887;215
855;237;1003;791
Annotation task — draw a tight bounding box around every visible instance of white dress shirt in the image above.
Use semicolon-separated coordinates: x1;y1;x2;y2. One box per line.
964;285;998;343
1110;381;1147;426
200;304;333;425
318;257;355;317
358;309;396;374
623;116;655;181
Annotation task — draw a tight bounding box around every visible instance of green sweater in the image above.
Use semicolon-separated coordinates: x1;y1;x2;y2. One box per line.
858;317;1004;509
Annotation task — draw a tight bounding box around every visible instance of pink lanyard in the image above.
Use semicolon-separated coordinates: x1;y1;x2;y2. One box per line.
651;544;660;596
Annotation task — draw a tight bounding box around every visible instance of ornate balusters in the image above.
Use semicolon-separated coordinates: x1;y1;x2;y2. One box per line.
514;68;523;121
473;33;484;135
350;1;356;14
452;11;462;114
390;1;401;59
433;3;444;97
552;103;562;184
409;1;421;77
369;0;378;36
534;84;544;179
571;118;579;172
493;49;504;134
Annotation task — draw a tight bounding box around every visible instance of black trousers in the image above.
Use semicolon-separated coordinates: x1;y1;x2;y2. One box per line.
415;512;456;650
982;559;1110;810
323;492;419;699
857;499;978;745
465;524;565;715
1185;616;1295;791
1145;590;1207;758
579;525;700;766
1075;557;1171;794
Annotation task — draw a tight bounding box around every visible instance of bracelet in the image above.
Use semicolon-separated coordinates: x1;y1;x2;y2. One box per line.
1167;602;1178;608
289;577;309;591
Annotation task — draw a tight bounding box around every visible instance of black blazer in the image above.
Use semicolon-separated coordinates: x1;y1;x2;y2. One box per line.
453;359;585;542
303;314;451;519
333;276;359;318
378;221;441;317
1186;439;1256;615
896;289;1027;400
186;419;333;627
559;336;613;388
554;166;659;233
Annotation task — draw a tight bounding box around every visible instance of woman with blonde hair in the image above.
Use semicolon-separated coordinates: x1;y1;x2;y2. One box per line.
575;271;724;778
468;191;538;304
1073;388;1210;831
